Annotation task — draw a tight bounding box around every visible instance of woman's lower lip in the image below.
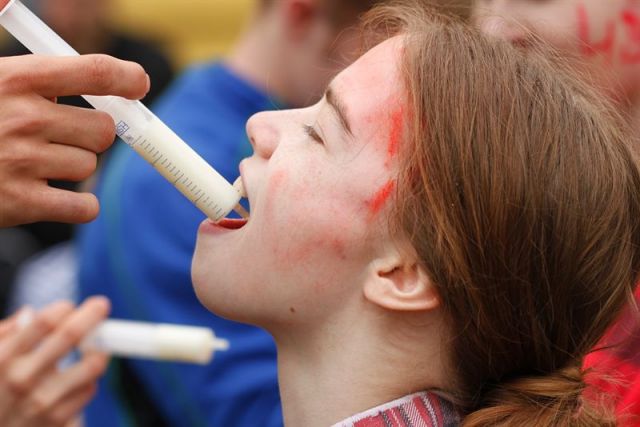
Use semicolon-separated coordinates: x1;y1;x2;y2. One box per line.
198;218;248;234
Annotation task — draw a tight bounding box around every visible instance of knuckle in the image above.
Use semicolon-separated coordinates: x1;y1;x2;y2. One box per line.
94;112;116;151
85;356;107;378
57;324;86;347
7;106;47;136
25;392;51;418
0;140;32;171
0;67;30;94
33;313;58;335
87;55;114;92
6;367;32;397
69;151;97;181
44;412;67;427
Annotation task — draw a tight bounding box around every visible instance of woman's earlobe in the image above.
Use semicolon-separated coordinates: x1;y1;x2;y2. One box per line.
363;260;440;312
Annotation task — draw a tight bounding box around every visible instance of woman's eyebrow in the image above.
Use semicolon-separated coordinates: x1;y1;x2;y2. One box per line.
326;86;354;138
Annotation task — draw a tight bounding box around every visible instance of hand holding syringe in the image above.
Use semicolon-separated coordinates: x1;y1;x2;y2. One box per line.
0;0;247;221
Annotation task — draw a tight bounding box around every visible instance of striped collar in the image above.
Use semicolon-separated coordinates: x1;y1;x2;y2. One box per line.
331;391;459;427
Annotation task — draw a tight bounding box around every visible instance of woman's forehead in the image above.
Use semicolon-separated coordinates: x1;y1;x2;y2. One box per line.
332;37;406;134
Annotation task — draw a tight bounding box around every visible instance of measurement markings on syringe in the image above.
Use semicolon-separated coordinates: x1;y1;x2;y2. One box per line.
173;171;184;184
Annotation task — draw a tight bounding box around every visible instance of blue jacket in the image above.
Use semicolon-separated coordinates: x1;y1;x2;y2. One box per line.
77;63;283;427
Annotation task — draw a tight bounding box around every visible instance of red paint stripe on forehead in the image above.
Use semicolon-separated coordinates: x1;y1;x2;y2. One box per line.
387;107;404;158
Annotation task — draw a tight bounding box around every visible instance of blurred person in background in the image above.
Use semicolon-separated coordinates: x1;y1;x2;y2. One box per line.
75;0;410;426
473;0;640;423
0;0;174;329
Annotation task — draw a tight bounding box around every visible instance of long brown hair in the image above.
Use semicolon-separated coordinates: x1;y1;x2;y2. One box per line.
365;2;640;425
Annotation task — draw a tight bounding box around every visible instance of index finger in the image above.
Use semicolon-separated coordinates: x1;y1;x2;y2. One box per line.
5;54;150;100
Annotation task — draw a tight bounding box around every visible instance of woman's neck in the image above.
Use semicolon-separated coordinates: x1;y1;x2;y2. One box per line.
272;306;449;427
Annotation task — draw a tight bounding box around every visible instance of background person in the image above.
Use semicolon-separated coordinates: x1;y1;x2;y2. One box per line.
472;0;640;421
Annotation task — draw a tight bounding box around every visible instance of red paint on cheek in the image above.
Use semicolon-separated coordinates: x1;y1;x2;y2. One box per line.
577;4;616;60
366;180;395;216
331;238;347;260
265;170;287;215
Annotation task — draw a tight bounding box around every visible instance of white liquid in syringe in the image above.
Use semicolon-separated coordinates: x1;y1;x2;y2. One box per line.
93;95;240;220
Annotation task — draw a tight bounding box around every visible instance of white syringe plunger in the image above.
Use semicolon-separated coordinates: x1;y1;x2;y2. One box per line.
0;0;243;221
16;309;229;364
81;320;229;365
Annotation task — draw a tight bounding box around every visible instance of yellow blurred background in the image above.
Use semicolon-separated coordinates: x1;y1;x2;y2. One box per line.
107;0;256;69
0;0;257;70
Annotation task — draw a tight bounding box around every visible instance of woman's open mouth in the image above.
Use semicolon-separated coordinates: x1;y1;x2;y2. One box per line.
217;218;248;230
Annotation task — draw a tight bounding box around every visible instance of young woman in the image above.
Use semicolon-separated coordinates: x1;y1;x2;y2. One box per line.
473;0;640;422
192;3;640;426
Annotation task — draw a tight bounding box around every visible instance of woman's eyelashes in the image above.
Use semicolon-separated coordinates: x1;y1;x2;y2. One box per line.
303;124;324;144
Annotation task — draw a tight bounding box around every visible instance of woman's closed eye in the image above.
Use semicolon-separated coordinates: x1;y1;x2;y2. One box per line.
303;124;324;144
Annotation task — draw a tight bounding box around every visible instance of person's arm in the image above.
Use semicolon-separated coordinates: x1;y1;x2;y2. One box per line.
0;297;110;427
0;54;149;227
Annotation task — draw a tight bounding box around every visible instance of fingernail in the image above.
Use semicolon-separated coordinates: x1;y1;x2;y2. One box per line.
145;73;151;93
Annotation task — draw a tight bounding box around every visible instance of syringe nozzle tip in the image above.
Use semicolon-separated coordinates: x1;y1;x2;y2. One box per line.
233;204;250;219
212;337;230;351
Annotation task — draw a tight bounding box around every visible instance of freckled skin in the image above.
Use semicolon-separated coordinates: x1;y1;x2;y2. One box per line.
193;37;408;327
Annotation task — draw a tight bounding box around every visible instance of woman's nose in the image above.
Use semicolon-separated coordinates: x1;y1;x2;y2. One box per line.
246;111;279;159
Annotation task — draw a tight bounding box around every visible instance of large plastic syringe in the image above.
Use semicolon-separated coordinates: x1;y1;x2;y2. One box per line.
81;319;230;364
0;0;246;221
17;311;230;364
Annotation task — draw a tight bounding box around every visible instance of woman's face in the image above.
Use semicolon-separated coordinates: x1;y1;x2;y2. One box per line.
473;0;640;101
192;37;407;329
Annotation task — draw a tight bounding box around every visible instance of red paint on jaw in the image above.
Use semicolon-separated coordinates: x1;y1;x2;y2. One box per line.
366;180;395;216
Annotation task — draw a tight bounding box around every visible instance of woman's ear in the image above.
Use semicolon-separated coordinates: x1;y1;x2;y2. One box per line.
282;0;321;39
363;250;440;312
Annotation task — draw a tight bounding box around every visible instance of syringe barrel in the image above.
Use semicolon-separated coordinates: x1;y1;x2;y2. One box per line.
81;320;221;365
0;0;240;221
83;96;241;220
